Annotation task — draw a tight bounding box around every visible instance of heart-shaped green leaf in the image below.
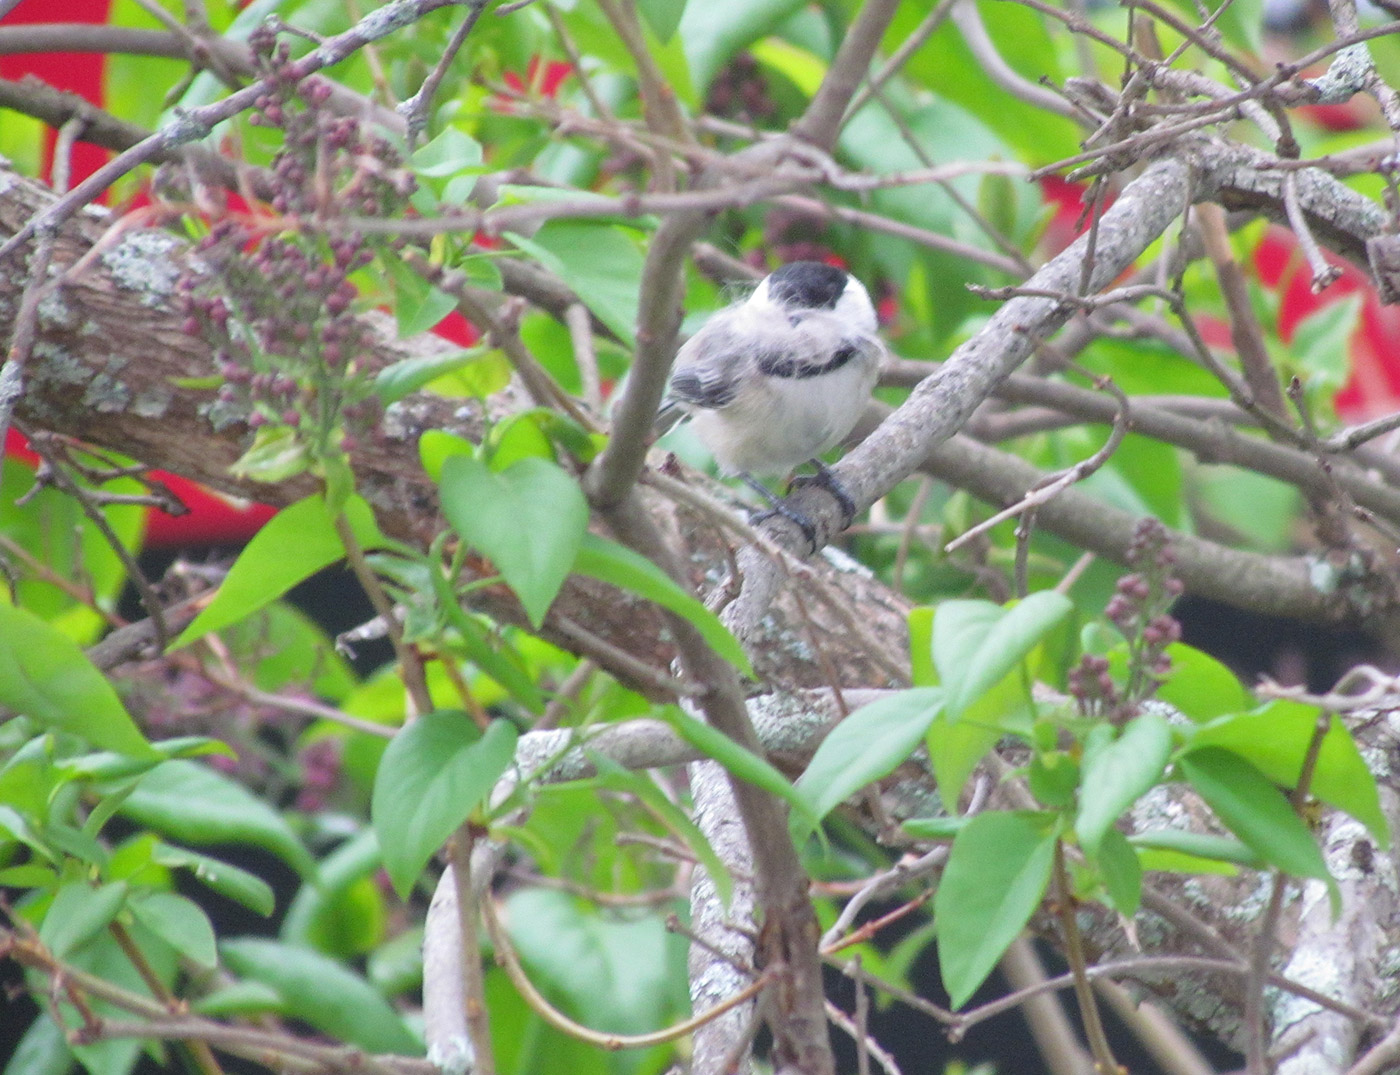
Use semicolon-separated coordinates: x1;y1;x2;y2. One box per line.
440;455;588;628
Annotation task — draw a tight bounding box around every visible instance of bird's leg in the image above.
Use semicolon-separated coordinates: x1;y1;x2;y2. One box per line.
788;459;857;530
738;472;819;552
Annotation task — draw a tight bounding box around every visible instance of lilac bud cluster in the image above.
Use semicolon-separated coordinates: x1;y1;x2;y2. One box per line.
1067;654;1119;716
177;30;420;461
1070;519;1185;720
295;737;344;812
705;52;777;120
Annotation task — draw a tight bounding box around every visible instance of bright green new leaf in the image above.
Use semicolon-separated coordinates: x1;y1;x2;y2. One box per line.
573;532;751;675
0;603;154;757
928;669;1027;811
441;455;589;627
664;707;816;833
1156;643;1250;722
375;347;492;405
229;424;311;483
40;881;128;958
934;593;1072;719
128;890;218;968
418;429;476;481
176;495;385;647
119;761;316;878
507;223;643;342
1076;711;1173;857
794;689;945;832
935;811;1057;1008
1178;748;1330;882
221;938;421;1055
371;713;519;898
908;606;936;686
1187;700;1387;846
1096;828;1142;916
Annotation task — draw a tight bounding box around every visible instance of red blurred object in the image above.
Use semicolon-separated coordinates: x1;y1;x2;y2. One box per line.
502;57;572;97
0;0;113;189
4;430;276;547
1254;228;1400;419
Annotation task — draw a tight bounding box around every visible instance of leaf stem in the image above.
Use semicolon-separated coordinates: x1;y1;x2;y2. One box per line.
335;512;433;716
1053;840;1122;1074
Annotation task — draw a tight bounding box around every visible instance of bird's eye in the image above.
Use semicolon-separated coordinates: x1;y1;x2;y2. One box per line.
788;313;804;328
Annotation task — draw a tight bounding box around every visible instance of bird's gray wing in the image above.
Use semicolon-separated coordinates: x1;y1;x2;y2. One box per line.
664;315;750;409
755;330;881;381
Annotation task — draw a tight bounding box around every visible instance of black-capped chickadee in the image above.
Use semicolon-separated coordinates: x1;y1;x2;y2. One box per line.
657;261;883;542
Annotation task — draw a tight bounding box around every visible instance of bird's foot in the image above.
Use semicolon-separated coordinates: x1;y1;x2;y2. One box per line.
788;460;857;530
738;472;820;553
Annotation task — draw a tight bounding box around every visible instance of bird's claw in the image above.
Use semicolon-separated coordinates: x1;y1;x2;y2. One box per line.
788;460;857;530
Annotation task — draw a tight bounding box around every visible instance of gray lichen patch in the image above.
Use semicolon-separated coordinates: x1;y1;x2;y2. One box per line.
83;371;132;413
132;384;174;419
30;341;92;388
36;287;79;331
101;231;184;304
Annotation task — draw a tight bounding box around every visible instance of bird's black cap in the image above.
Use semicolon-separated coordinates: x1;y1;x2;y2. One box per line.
765;261;849;310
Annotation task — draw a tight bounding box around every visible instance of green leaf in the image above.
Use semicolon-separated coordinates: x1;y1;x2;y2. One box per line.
220;938;421;1055
409;126;484;177
374;347;492;405
127;891;218;968
935;812;1057;1008
663;707;816;832
901;815;967;840
371;713;519;899
507;222;643;341
794;689;945;832
750;37;825;95
1129;829;1263;868
678;0;808;90
573;533;751;675
0;603;154;757
1290;291;1361;395
636;0;688;42
506;888;686;1034
908;607;936;686
1157;643;1250;721
382;250;458;338
229;425;311;483
3;1014;73;1075
119;761;315;877
927;668;1028;811
587;756;734;906
1096;828;1142;916
934;593;1072;719
176;495;385;647
429;568;546;713
1187;700;1387;846
1075;711;1173;857
440;455;589;628
1178;748;1330;881
281;828;384;954
151;843;275;916
40;881;127;958
418;429;476;482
